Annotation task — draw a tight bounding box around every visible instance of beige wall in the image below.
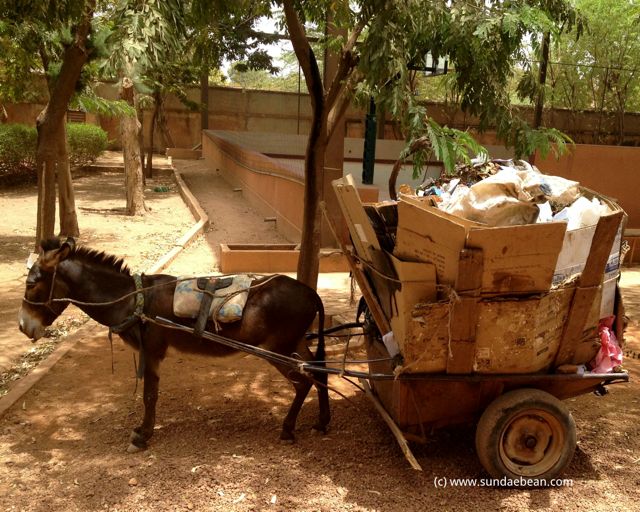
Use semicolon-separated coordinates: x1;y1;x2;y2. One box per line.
8;83;640;150
202;131;379;245
536;145;640;228
202;131;306;243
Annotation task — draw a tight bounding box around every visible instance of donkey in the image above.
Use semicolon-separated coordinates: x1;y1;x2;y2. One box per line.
19;238;329;451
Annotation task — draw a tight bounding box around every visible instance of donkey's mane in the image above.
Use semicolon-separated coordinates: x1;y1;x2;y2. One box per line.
42;238;131;275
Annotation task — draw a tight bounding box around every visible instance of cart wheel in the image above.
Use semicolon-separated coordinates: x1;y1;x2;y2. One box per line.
475;388;576;481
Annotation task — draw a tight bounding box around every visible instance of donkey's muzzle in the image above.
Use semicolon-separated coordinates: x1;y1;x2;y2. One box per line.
18;306;45;342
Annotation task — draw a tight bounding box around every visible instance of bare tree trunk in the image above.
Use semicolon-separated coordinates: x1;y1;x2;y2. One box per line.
146;91;162;179
297;113;327;289
138;104;146;180
533;31;550;130
56;119;79;237
120;76;146;216
200;65;209;132
35;111;57;250
157;97;174;149
283;0;325;289
33;1;94;249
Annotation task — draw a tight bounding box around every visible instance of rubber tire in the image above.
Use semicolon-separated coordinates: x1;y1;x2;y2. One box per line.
475;388;577;481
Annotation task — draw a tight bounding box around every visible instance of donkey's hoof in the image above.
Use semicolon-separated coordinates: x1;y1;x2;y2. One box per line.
127;442;145;453
279;430;295;444
312;423;329;435
129;430;148;450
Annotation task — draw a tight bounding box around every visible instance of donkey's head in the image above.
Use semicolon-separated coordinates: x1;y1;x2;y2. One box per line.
18;237;75;341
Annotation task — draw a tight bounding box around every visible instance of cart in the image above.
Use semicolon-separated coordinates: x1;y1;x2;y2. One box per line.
321;175;630;480
360;314;628;477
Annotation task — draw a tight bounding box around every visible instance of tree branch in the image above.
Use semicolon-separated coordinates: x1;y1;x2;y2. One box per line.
327;69;361;140
282;0;323;107
325;17;367;110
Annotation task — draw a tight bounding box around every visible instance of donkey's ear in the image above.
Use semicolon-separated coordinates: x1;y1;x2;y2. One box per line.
55;237;75;262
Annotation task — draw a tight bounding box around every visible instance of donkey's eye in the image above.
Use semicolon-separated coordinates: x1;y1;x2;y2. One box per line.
26;266;44;287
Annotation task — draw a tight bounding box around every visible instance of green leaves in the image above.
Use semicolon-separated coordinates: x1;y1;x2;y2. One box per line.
70;94;135;117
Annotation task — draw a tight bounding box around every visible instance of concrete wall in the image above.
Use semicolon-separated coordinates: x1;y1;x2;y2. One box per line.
202;131;306;243
202;130;379;245
536;145;640;229
8;83;640;150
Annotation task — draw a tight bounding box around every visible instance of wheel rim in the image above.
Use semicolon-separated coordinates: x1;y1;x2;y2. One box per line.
499;409;566;477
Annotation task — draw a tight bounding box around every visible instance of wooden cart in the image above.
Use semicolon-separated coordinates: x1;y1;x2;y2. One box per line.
328;176;630;479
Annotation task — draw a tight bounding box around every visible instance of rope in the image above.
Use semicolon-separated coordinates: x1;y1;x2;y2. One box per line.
22;272;274;309
208;274;280;331
392;286;461;377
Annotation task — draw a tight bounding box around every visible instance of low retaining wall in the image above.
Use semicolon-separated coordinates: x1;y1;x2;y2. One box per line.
203;131;306;242
220;244;349;273
202;130;379;244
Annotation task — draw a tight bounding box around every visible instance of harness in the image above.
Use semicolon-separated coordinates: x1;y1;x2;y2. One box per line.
108;273;146;379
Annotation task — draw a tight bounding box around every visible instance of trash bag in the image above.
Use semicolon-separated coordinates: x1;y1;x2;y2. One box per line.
590;316;623;373
553;196;611;230
442;169;540;226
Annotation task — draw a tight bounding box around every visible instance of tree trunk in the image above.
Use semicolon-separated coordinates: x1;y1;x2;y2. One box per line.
297;113;327;288
56;119;79;237
157;97;174;149
533;31;550;130
138;104;146;181
146;90;162;179
35;110;57;250
33;1;94;250
200;66;209;132
120;76;146;216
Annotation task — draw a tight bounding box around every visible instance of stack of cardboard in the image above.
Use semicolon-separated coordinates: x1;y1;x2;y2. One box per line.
333;174;625;375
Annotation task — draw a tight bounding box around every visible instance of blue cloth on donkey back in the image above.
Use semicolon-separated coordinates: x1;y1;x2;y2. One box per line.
173;275;253;323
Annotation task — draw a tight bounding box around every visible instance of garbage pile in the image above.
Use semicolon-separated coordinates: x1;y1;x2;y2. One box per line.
333;160;626;376
415;158;610;228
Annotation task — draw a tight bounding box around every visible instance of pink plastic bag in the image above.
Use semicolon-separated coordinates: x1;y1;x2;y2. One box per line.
590;316;623;373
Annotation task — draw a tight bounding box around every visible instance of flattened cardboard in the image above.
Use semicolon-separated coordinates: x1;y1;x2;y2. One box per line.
395;196;566;293
399;302;450;373
554;211;624;366
466;223;566;294
332;175;381;262
388;253;437;349
571;284;602;365
474;289;574;374
395;198;470;286
447;248;483;374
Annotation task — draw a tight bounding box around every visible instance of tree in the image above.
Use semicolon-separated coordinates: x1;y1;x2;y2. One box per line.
544;0;640;144
276;0;581;289
105;0;188;215
0;0;96;248
189;0;278;134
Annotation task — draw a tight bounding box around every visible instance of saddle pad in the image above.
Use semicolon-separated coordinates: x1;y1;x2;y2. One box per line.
173;275;253;323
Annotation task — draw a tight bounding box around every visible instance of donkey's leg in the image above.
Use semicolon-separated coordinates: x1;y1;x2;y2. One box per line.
273;363;313;442
297;344;330;434
128;359;160;452
313;370;330;434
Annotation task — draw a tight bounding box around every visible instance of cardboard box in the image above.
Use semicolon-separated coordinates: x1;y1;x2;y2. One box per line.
473;289;574;374
388;254;437;354
395;196;566;294
332;175;381;263
399;301;450;373
466;223;566;294
395;197;475;286
395;285;603;375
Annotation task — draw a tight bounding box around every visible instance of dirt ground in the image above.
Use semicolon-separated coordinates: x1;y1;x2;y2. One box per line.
0;158;639;511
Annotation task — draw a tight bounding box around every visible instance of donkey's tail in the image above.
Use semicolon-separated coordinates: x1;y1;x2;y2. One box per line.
313;291;330;432
314;293;326;366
